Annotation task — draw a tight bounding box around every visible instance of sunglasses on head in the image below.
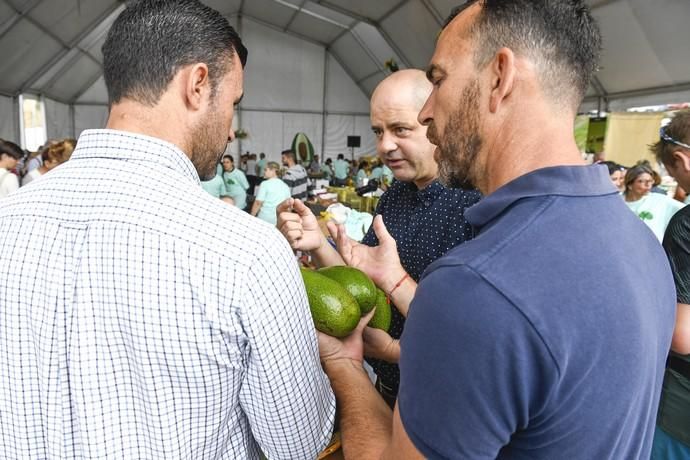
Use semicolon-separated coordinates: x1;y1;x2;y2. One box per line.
660;125;690;150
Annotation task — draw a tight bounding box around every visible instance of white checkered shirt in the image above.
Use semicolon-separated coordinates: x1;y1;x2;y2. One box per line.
0;129;335;459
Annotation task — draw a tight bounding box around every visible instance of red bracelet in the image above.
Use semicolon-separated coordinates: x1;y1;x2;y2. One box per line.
386;273;410;304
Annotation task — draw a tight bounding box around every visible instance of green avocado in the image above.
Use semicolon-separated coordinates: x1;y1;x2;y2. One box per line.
317;266;377;314
301;268;361;337
368;288;392;332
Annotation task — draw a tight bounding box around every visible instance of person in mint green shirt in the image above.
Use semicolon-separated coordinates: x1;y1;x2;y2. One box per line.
221;154;249;210
624;162;684;241
333;154;350;186
201;174;233;204
256;152;267;178
251;161;291;225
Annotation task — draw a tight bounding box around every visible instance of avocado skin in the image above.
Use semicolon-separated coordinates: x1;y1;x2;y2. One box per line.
368;288;392;332
317;266;377;314
301;268;361;337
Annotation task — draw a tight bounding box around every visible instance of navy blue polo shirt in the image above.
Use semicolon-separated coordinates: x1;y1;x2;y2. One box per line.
362;179;481;392
399;165;675;459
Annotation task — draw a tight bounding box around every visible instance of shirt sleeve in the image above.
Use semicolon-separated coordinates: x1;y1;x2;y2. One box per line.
238;230;336;459
398;264;558;459
256;182;268;201
664;211;690;304
238;171;249;190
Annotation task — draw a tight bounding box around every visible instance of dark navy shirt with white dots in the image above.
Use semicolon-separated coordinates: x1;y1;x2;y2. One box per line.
362;179;482;394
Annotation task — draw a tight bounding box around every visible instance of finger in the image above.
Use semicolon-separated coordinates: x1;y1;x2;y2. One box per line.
355;309;376;334
372;215;395;245
292;198;314;218
276;198;294;214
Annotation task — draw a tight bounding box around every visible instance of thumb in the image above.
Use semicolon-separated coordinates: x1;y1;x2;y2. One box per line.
276;198;294;214
372;215;394;244
292;198;314;218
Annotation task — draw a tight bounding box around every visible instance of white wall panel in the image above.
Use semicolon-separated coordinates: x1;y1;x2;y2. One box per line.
238;111;284;162
44;97;73;140
324;114;375;160
325;54;370;114
73;105;108;138
241;18;325;111
0;95;18;143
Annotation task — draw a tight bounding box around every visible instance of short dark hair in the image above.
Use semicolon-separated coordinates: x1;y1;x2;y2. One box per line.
601;161;624;176
444;0;601;107
0;139;24;160
222;154;234;163
653;110;690;167
282;150;296;162
103;0;247;106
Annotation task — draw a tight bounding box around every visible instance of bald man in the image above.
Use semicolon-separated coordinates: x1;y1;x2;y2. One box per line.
277;69;481;405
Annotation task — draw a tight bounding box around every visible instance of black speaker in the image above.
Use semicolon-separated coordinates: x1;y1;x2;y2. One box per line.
347;135;361;148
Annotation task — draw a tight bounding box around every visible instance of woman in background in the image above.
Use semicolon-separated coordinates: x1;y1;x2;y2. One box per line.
251;162;290;225
602;161;625;193
22;138;75;186
624;162;684;241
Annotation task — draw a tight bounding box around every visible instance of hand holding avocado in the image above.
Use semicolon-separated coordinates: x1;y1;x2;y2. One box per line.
327;215;413;316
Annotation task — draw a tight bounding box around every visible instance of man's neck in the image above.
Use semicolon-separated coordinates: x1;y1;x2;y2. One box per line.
481;113;585;195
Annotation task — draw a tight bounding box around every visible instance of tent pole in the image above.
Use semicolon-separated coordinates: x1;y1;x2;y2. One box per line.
321;48;328;163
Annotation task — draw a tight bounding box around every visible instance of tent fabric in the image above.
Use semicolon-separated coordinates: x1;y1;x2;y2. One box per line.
604;112;664;168
1;0;690;150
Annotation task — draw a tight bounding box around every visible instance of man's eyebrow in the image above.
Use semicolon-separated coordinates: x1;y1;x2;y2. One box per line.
426;64;444;82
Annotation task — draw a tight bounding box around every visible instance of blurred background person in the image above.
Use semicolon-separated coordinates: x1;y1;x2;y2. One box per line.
22;138;76;186
0;140;23;199
624;161;684;241
221;154;249;210
602;160;625;193
251;161;290;225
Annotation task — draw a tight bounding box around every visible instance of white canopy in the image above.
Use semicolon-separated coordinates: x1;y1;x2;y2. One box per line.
1;0;689;157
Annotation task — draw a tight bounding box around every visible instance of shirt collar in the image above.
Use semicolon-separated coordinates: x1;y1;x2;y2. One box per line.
466;164;617;228
399;178;445;202
73;129;200;184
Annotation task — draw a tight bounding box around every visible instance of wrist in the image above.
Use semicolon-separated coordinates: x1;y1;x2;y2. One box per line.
381;269;410;296
322;357;365;377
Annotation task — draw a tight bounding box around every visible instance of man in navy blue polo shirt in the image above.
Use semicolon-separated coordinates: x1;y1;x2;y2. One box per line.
317;1;676;458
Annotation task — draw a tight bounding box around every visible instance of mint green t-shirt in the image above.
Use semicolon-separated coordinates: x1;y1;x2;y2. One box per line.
626;193;685;242
334;159;349;180
256;177;291;225
257;159;267;177
223;168;249;209
200;175;228;199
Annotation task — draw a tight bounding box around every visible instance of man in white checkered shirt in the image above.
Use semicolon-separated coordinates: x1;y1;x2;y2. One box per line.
0;1;335;458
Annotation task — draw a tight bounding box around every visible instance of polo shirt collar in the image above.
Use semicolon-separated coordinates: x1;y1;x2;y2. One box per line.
73;129;200;184
465;164;617;228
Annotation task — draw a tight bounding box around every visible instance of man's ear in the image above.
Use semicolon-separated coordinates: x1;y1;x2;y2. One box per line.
673;149;690;172
488;47;516;113
184;63;211;111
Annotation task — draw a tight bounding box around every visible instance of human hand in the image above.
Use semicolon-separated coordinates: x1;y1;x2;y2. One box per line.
277;198;325;252
318;311;375;366
327;215;407;293
363;326;400;363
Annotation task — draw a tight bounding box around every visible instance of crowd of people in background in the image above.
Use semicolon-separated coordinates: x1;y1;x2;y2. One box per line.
0;138;76;199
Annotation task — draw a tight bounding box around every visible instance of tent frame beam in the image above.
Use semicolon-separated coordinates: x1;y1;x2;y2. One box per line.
583;81;690;104
18;3;124;96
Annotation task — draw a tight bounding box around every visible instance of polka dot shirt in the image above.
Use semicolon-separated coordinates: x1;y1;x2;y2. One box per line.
362;179;481;394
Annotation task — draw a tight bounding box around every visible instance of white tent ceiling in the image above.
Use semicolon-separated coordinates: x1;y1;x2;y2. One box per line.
1;0;689;108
